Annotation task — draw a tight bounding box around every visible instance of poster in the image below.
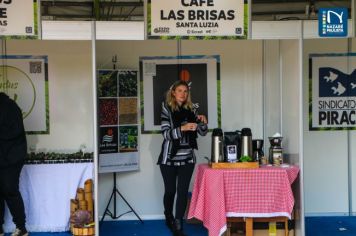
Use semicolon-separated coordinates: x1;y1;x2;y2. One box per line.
139;55;221;133
98;69;140;173
147;0;248;39
309;53;356;130
0;0;37;37
0;55;49;134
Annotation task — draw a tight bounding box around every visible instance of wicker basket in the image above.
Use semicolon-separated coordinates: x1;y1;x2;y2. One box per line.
72;226;94;236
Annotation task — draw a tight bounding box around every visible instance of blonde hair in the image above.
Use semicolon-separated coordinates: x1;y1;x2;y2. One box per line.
165;80;193;111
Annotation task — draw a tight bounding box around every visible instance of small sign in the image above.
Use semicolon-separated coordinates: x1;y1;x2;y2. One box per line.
0;0;36;36
148;0;247;37
0;55;49;134
226;145;237;162
309;53;356;131
319;8;348;37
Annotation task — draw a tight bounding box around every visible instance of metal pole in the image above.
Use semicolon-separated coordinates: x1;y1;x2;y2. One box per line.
299;20;305;236
91;20;99;236
113;173;117;217
347;38;352;216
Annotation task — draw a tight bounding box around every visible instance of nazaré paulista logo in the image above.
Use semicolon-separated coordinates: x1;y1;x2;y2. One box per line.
319;8;348;37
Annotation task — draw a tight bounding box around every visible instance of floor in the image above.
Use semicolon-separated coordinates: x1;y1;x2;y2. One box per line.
99;220;207;236
305;216;356;236
4;217;356;235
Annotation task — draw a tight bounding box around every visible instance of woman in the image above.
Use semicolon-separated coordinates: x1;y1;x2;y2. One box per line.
0;92;28;236
158;80;208;236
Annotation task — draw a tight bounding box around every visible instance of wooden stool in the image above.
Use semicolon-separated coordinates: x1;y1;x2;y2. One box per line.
226;217;244;236
253;217;289;236
226;216;289;236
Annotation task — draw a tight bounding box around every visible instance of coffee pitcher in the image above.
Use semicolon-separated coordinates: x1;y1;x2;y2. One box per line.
240;128;253;158
211;128;224;163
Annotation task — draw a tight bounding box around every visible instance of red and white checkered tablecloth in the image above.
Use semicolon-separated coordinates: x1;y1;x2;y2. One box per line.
188;164;300;236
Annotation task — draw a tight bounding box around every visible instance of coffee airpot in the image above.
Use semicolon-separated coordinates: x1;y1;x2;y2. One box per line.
211;128;224;163
240;128;253;158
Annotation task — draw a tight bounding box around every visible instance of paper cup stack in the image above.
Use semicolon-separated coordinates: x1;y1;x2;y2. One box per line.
70;178;95;235
84;179;94;221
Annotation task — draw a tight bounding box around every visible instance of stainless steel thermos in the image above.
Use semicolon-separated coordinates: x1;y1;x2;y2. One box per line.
211;128;224;163
240;128;253;158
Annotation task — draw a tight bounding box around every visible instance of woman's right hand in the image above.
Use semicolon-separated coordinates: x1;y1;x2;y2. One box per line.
181;123;198;132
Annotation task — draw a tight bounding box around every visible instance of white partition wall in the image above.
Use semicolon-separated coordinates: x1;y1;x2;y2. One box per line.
4;40;94;152
263;39;303;235
2;18;318;235
351;39;356;215
96;40;265;219
304;38;356;217
280;40;303;235
303;39;350;216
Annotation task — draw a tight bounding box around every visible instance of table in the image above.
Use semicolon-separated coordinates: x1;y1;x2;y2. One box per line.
187;164;300;236
4;163;93;232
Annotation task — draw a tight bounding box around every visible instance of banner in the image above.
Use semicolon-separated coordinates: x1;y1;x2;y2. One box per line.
98;70;140;173
147;0;248;38
0;0;36;36
0;55;49;134
139;55;221;133
309;53;356;130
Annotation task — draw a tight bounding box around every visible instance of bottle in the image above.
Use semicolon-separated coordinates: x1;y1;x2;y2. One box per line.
240;128;253;159
211;128;224;163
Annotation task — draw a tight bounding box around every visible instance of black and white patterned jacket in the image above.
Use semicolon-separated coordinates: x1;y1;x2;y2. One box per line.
157;102;208;166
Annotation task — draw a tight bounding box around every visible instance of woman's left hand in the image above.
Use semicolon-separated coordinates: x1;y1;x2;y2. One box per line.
197;115;208;124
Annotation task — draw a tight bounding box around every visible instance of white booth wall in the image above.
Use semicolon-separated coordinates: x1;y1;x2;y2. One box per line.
303;38;356;216
96;39;302;223
8;25;356;234
3;40;94;152
264;39;302;234
2;39;302;232
96;40;264;219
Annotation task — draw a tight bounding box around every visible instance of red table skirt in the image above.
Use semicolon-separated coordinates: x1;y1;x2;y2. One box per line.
188;164;300;236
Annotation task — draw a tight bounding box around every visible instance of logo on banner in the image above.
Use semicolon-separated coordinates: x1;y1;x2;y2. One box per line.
316;67;356;127
102;129;114;143
100;127;118;153
319;8;348;37
318;68;356;97
0;65;36;119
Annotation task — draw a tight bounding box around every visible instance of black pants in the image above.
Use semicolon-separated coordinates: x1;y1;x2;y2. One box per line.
0;164;26;229
160;164;195;219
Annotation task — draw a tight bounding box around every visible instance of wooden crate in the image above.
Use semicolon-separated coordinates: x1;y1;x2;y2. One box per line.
210;162;259;169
